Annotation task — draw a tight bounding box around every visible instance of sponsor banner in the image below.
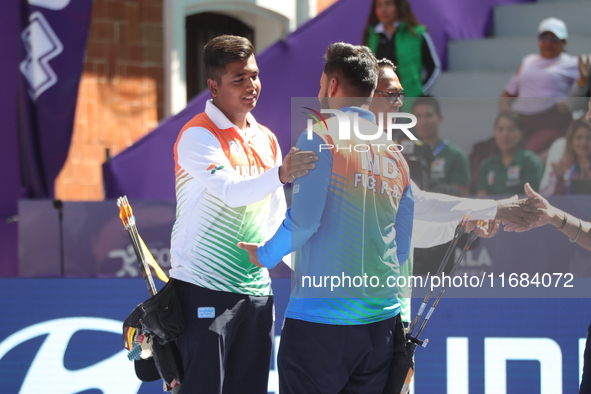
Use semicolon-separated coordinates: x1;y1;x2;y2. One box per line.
0;278;587;393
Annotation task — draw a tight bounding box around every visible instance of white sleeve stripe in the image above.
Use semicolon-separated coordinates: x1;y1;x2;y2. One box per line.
422;31;441;94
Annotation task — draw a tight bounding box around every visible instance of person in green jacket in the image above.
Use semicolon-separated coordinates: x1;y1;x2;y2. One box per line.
477;112;543;196
362;0;440;101
412;96;472;196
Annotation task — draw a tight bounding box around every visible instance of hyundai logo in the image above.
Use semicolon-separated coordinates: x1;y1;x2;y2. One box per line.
0;317;142;393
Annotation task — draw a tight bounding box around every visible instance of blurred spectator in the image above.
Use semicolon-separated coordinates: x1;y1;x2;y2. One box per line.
412;96;471;196
477;112;543;196
567;54;591;117
499;17;579;156
539;136;566;192
362;0;440;101
541;117;591;196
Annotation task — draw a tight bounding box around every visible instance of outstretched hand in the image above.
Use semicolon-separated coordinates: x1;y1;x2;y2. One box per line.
503;183;556;232
237;242;264;267
494;191;543;228
279;147;318;184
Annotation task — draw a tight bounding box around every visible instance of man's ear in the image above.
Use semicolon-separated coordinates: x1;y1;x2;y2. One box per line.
207;78;218;98
328;77;339;97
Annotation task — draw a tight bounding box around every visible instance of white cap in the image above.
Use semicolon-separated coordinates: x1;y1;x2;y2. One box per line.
538;17;568;40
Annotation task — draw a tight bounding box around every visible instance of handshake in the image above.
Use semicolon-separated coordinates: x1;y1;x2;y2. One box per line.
463;182;553;239
237;182;552;269
494;182;552;232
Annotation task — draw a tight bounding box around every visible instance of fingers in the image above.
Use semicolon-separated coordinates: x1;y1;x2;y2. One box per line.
290;151;318;165
237;242;263;267
518;202;542;211
508;217;532;228
514;212;543;228
477;227;489;237
237;242;257;253
523;198;546;210
280;148;316;183
504;221;535;232
517;204;543;217
504;224;530;233
291;161;317;174
475;220;500;238
485;220;500;238
291;163;317;179
500;209;548;229
496;198;541;228
524;182;539;199
292;170;310;179
290;151;318;179
503;223;523;232
502;214;546;232
492;220;501;233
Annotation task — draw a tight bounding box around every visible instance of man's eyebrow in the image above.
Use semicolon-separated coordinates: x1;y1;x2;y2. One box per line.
231;70;259;78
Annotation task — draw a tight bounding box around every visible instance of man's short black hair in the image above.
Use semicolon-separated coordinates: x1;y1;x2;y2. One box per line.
324;42;378;100
412;95;441;116
204;35;254;82
377;58;397;72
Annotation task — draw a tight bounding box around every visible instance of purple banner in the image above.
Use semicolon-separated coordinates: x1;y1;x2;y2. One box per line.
18;0;92;198
0;1;24;277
